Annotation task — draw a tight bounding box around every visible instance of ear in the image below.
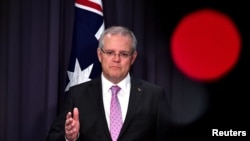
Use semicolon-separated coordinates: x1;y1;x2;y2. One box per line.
97;48;102;62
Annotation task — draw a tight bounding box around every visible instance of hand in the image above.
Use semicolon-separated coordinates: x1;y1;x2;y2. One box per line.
65;107;80;141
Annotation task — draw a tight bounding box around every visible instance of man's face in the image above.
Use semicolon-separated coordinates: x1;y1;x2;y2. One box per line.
97;34;137;84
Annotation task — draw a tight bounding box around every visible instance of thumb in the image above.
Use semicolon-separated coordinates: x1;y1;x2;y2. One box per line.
73;107;79;121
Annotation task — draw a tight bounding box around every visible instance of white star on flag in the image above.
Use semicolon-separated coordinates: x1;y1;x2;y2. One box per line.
65;59;93;91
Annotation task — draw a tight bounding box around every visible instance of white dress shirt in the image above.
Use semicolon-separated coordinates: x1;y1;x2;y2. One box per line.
101;73;131;129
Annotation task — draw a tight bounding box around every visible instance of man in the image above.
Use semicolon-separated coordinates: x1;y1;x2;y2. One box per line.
46;26;170;141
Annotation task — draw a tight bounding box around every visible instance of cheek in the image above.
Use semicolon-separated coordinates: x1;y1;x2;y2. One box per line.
123;61;133;69
101;58;111;68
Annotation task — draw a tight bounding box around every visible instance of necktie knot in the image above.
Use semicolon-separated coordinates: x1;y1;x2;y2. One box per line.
111;85;121;95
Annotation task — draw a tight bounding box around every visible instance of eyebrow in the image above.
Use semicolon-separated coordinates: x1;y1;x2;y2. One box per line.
104;48;131;52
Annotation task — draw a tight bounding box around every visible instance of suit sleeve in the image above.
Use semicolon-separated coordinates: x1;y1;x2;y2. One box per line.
46;90;74;141
156;87;171;141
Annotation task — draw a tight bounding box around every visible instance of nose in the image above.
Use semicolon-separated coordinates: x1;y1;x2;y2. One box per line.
112;54;121;61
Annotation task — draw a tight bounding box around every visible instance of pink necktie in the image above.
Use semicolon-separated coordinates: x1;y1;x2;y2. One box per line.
110;85;122;141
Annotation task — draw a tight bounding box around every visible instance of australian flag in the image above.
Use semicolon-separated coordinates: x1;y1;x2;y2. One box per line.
65;0;104;91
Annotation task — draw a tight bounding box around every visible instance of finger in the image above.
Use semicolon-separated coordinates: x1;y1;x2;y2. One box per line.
65;118;73;127
73;107;79;121
66;111;72;119
65;112;73;129
65;111;73;126
66;125;77;137
65;121;73;131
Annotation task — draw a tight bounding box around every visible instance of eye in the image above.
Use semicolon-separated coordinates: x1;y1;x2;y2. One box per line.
106;51;114;56
120;52;130;57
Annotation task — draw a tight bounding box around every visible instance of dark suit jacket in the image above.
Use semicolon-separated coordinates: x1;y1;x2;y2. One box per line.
46;77;170;141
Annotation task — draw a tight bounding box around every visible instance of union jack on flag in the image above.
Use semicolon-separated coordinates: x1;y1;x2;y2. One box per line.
65;0;104;91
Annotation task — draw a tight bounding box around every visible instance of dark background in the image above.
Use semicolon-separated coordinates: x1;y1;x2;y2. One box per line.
0;0;249;140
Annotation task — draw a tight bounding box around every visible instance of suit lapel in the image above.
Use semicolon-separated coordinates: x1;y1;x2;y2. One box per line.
119;78;142;136
88;78;111;139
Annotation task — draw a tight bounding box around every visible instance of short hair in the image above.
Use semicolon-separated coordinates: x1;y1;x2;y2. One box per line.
98;26;137;52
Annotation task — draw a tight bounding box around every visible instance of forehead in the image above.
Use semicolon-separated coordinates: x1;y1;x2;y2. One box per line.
105;33;132;40
103;34;133;50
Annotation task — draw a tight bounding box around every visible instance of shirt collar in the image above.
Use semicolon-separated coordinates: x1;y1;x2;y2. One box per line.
101;73;130;93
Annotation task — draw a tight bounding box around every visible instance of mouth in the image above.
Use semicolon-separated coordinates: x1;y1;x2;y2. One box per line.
110;66;120;70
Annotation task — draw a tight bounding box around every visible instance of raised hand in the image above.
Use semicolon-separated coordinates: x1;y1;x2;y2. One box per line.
65;107;80;141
